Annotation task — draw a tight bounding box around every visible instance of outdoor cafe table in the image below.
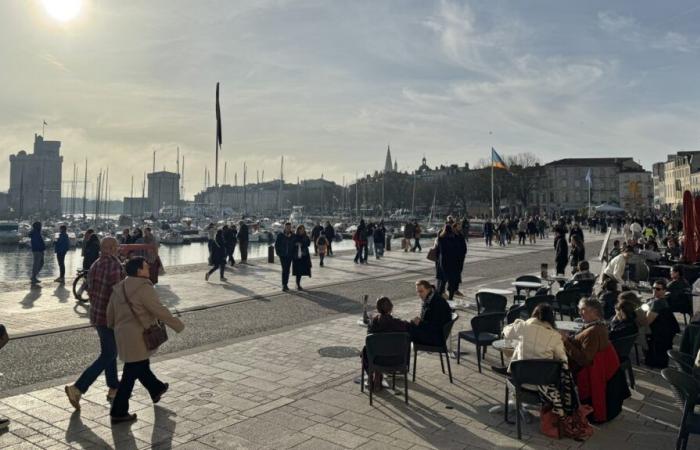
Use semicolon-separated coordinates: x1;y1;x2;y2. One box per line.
511;281;543;300
476;288;514;296
556;320;582;333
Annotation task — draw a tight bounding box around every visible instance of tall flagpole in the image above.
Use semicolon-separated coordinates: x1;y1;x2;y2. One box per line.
491;153;495;219
588;179;592;217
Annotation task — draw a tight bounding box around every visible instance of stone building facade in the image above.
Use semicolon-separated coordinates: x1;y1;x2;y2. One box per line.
147;171;180;215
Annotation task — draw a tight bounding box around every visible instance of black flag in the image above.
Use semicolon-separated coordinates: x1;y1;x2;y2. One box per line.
216;82;222;147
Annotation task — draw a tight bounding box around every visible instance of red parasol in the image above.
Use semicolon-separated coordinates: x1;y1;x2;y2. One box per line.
683;191;696;263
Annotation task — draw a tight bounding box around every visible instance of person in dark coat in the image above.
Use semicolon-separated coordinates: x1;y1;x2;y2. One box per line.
435;224;465;300
29;221;46;285
644;279;680;368
608;297;639;341
223;225;237;266
323;221;335;256
292;225;312;290
409;280;452;346
569;222;584;243
403;221;414;252
373;222;386;260
483;219;494;247
554;231;569;275
452;222;468;297
82;229;101;271
205;229;227;282
54;225;70;283
238;221;249;263
275;222;295;291
362;296;410;391
353;219;369;264
311;222;323;255
569;235;585;274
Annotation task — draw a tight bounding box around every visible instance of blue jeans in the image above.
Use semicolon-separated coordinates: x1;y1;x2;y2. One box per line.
75;326;119;393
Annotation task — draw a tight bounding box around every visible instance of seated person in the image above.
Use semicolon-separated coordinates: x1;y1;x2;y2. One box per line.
643;279;680;368
667;264;691;297
571;261;596;282
564;298;630;423
608;240;621;260
362;296;410;391
503;304;587;436
409;279;452;347
639;241;661;263
664;237;681;261
608;297;639;341
597;278;619;320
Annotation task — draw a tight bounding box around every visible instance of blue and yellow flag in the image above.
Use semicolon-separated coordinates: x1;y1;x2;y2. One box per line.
491;147;509;171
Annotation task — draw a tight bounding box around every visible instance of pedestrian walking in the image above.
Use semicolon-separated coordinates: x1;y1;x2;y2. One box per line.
238;221;249;263
205;222;216;257
223;225;237;266
413;220;422;252
403;220;414;252
373;222;386;260
275;222;295;291
497;220;508;247
311;222;323;255
527;217;537;244
569;235;585;275
453;221;468;297
292;225;312;290
353;219;369;264
65;237;125;411
323;221;335;256
317;232;328;267
483;219;494;247
29;221;45;285
54;225;70;283
107;256;185;424
554;231;569;276
435;224;466;299
205;229;227;282
366;222;375;257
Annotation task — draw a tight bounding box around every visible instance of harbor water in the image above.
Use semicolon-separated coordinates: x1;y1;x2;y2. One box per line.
0;238;403;282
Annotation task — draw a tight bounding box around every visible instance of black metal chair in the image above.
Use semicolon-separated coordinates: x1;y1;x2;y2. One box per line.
668;350;697;376
505;359;563;440
611;334;638;389
661;368;700;450
572;279;595;297
514;275;542;303
476;292;508;314
524;295;554;317
506;303;528;324
553;288;582;320
412;313;459;384
362;332;411;406
668;292;694;325
457;312;506;373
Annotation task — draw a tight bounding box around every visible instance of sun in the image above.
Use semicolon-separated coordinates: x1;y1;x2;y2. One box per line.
42;0;82;22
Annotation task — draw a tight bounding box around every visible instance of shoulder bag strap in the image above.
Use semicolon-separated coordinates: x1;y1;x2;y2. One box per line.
121;284;148;331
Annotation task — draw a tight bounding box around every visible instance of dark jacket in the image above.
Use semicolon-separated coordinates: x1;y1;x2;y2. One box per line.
411;289;452;346
436;233;465;285
275;232;295;260
555;236;569;267
55;231;70;255
82;235;100;270
292;234;312;277
324;224;335;241
608;317;638;343
570;244;585;268
238;223;249;242
368;314;409;334
223;228;237;249
311;225;323;241
30;228;45;252
373;226;385;245
569;226;584;243
210;234;226;265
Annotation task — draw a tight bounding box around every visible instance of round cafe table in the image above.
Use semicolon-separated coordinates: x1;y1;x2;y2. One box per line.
511;281;543;290
477;288;514;296
556;320;582;333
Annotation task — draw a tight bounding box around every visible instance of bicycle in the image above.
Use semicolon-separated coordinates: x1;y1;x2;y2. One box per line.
72;269;89;302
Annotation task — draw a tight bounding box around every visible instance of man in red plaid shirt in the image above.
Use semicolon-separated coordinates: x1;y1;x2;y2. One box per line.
65;237;125;410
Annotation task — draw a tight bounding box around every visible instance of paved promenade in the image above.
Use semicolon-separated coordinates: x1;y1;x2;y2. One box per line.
0;234;685;449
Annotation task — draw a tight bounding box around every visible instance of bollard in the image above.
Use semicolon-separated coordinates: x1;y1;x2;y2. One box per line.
268;245;275;263
385;235;391;251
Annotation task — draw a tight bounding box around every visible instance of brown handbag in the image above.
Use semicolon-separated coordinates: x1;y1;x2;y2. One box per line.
122;285;168;351
427;247;438;262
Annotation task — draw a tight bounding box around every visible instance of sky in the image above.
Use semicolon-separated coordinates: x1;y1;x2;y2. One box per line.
1;0;699;199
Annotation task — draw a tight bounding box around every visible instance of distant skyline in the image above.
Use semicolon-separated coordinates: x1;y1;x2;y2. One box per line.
1;0;699;199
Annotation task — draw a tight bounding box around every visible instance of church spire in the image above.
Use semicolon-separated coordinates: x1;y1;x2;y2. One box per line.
384;145;393;173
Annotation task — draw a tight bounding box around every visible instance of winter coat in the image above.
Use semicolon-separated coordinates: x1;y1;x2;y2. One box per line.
238;223;249;242
275;232;295;260
373;227;386;245
107;276;184;363
292;234;312;277
555;236;569;268
323;224;335;241
210;235;226;265
436;233;465;285
30;229;45;252
55;231;70;255
82;235;101;270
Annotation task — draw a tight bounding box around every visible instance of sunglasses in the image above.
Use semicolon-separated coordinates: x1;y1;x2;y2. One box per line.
653;287;664;291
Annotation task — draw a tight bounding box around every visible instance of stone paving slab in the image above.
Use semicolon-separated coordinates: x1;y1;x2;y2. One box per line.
0;287;684;449
1;237;566;336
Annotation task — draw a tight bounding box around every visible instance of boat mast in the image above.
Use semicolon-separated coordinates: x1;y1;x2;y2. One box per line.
82;159;87;220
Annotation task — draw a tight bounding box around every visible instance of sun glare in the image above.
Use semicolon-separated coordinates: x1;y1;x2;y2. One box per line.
42;0;82;22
